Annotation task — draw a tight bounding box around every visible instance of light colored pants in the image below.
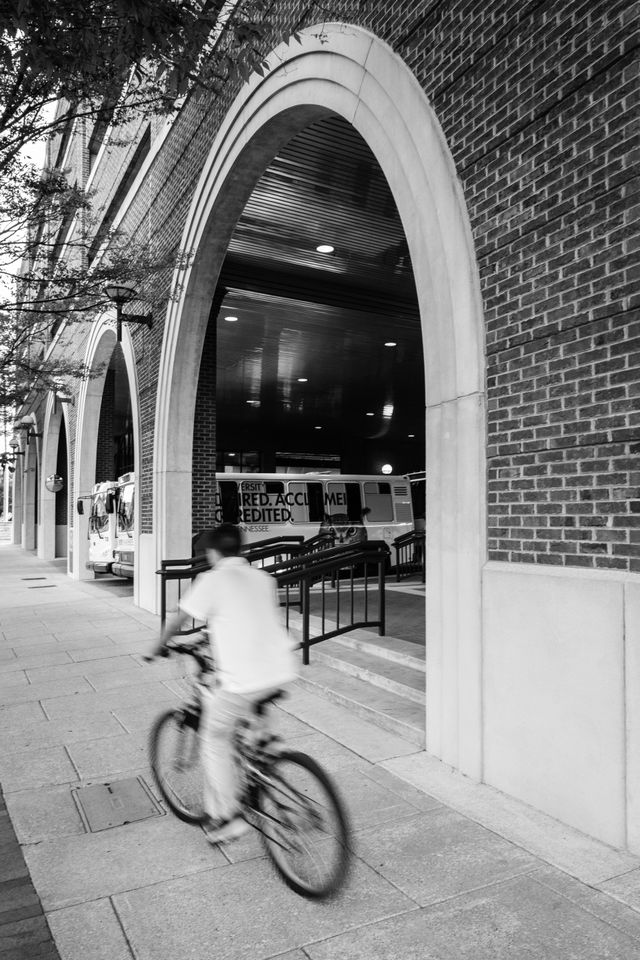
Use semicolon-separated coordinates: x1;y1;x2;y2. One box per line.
199;684;280;822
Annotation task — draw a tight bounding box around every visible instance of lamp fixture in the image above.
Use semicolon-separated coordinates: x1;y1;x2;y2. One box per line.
316;244;334;254
408;433;415;438
16;419;42;444
366;412;374;417
297;378;308;383
0;447;24;470
384;341;397;347
383;403;394;419
103;282;153;343
224;316;238;322
381;464;393;475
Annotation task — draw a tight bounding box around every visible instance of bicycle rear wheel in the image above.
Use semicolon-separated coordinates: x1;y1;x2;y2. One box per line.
149;708;205;824
256;750;351;900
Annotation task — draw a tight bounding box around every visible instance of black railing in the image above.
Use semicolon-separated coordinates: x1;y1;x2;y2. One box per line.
242;535;306;568
157;537;387;660
393;530;425;581
268;540;388;665
157;555;209;634
157;534;332;630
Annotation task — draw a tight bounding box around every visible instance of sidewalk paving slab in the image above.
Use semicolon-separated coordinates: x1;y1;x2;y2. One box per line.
3;544;640;960
46;900;133;960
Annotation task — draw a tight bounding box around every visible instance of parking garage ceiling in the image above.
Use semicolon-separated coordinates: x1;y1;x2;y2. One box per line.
215;114;425;464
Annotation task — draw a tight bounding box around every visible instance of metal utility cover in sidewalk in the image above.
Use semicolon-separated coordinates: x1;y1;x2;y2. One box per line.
73;778;163;832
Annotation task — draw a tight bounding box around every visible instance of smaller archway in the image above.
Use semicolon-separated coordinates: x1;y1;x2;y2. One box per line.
11;443;24;546
19;414;40;551
39;393;70;562
72;319;141;600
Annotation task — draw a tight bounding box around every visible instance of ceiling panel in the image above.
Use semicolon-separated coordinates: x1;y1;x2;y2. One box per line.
215;113;425;462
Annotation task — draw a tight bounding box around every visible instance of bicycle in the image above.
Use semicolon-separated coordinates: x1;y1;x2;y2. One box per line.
147;636;352;900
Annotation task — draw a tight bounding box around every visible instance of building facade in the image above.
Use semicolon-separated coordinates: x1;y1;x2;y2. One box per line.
10;2;640;853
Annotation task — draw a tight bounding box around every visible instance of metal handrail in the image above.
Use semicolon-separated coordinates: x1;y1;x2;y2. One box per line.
393;529;425;582
157;539;388;659
271;540;388;665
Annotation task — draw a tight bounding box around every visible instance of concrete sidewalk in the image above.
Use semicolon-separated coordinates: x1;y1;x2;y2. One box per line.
2;544;640;959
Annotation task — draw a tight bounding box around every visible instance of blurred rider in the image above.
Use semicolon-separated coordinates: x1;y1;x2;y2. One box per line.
151;523;297;843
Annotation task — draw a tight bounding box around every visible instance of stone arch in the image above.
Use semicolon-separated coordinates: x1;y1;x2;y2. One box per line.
38;393;71;563
153;23;486;778
72;318;141;602
19;412;40;551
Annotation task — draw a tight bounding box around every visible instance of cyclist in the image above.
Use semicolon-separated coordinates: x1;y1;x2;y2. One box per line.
149;523;297;844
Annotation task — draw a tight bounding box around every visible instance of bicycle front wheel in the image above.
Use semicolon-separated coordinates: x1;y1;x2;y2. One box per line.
149;708;205;824
256;750;351;900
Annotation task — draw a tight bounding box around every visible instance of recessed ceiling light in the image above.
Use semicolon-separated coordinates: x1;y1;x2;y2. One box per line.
366;412;374;416
384;341;397;347
316;244;334;254
224;315;238;322
297;378;308;383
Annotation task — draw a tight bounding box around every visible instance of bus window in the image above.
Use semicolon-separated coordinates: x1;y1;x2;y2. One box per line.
345;483;362;521
264;481;284;495
287;482;326;523
288;482;307;523
308;483;324;522
363;481;393;522
325;482;362;521
219;481;239;523
90;495;109;534
117;486;134;534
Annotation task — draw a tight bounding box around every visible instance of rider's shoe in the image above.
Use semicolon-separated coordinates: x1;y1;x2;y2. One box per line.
202;815;249;844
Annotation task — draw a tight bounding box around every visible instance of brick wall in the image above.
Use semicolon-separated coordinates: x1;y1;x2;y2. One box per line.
95;369;115;482
192;319;218;536
31;0;639;572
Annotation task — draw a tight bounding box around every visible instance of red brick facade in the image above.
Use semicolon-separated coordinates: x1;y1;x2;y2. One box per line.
34;0;639;571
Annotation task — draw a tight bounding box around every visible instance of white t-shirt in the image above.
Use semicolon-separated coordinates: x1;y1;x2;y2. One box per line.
179;556;297;694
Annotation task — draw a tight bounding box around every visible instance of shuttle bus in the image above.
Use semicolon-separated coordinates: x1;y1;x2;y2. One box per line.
213;473;414;552
112;472;135;578
83;473;135;578
82;472;414;574
85;480;117;574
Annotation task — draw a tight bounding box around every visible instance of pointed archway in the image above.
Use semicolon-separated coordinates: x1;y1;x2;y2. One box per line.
39;393;70;562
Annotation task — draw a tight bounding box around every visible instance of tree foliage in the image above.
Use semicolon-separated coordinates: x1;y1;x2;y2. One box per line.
0;0;349;415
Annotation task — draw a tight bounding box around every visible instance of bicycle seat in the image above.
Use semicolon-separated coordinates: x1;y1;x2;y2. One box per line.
253;690;286;716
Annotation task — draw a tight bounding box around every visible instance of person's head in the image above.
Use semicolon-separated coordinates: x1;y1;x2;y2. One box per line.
200;523;243;566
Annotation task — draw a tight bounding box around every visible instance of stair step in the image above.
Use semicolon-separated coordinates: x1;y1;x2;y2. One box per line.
297;662;425;747
328;631;425;671
314;641;425;704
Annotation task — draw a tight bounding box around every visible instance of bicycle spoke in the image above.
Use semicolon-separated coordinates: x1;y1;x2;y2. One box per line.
150;710;205;823
256;751;350;899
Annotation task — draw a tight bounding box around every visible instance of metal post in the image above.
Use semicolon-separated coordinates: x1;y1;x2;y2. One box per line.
378;552;386;636
160;571;166;629
302;578;310;666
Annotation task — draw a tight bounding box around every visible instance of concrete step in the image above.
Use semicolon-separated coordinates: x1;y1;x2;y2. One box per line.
328;630;425;672
297;661;426;747
314;639;425;704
